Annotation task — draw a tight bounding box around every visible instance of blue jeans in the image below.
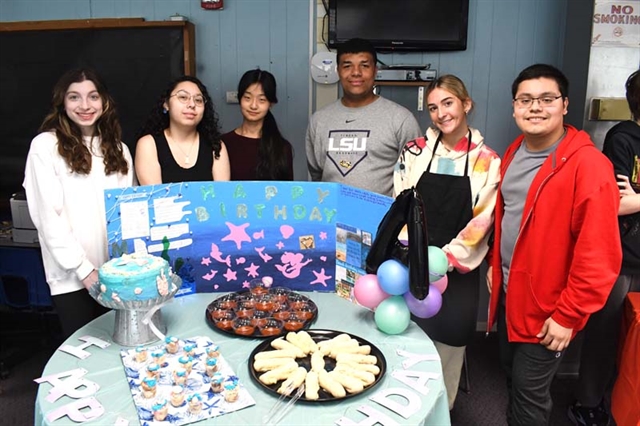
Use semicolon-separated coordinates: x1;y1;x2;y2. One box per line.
498;303;565;426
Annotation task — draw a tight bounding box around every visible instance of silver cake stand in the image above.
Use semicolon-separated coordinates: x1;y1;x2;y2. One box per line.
89;275;182;347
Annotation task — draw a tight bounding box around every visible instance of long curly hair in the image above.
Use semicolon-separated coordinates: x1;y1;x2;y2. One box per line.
136;76;223;159
238;69;292;180
39;68;129;175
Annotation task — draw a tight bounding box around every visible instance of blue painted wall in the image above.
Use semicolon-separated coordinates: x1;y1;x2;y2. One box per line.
2;0;571;169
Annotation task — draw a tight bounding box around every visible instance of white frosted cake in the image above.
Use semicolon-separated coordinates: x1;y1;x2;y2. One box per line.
98;253;172;302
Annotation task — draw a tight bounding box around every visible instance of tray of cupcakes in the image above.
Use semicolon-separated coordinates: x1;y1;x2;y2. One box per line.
120;335;255;425
205;278;318;338
247;329;386;403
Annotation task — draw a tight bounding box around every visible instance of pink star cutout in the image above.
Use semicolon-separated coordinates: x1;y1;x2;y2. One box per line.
319;231;327;240
276;241;285;250
223;268;237;282
310;268;332;287
201;257;211;266
242;280;251;289
221;222;252;249
245;263;260;278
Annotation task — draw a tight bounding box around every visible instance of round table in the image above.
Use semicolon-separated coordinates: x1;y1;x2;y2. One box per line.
35;292;451;425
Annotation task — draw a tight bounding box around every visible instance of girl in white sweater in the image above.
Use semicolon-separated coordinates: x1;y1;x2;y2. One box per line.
23;68;135;338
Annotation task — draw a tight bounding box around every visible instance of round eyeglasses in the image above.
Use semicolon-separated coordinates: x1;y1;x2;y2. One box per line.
170;90;206;107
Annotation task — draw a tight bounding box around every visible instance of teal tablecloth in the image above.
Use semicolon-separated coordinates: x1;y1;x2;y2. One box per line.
35;292;451;425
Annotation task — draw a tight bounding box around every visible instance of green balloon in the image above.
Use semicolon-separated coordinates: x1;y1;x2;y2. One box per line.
428;246;449;282
374;296;410;335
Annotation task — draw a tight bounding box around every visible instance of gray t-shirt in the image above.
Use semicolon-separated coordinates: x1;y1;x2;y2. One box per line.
305;96;422;196
500;138;562;292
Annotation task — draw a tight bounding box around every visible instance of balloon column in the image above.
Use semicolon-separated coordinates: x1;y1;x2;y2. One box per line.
354;248;448;334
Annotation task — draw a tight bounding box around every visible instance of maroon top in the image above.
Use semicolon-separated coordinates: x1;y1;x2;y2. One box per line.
221;130;294;181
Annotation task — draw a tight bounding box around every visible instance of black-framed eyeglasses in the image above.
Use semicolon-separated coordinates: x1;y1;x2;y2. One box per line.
513;95;563;108
170;90;206;107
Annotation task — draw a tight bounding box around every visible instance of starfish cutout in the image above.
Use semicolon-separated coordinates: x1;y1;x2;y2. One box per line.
223;268;237;282
242;280;251;289
276;241;285;250
244;263;260;278
221;222;252;250
310;268;332;287
319;231;327;240
201;257;211;266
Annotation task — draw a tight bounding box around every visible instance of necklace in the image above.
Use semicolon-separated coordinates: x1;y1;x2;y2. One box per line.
166;133;197;165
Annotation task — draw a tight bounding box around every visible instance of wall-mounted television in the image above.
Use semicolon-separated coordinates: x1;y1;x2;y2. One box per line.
328;0;469;52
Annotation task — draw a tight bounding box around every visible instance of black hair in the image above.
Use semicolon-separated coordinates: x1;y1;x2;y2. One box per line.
237;69;293;180
625;69;640;121
337;38;377;65
511;64;569;99
136;75;223;159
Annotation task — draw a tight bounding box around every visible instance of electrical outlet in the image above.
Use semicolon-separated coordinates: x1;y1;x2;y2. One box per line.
226;91;238;104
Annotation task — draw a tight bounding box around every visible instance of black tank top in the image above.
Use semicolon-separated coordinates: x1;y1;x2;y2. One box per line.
153;131;214;183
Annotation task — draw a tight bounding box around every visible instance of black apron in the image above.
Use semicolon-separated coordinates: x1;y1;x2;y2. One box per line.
413;131;479;347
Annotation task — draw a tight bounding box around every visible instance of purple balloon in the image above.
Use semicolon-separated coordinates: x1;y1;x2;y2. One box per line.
403;285;443;319
354;274;390;309
431;274;448;294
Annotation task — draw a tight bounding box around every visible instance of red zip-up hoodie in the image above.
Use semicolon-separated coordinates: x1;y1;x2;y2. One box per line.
487;125;622;343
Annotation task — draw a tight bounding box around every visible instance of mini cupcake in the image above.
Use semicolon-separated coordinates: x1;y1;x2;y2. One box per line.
152;399;169;422
178;355;193;374
134;346;148;363
173;367;188;386
187;393;203;415
205;357;219;377
206;344;220;359
224;380;239;403
140;377;157;399
165;336;180;354
183;343;196;358
170;385;185;407
210;372;224;393
151;348;167;366
146;363;160;379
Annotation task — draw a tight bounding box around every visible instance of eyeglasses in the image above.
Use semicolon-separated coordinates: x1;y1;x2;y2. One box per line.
513;95;563;108
170;90;206;107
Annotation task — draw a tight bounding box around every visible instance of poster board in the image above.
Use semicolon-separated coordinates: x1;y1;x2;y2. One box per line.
105;181;392;298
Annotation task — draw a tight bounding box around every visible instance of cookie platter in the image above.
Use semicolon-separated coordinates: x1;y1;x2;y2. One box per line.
248;329;387;403
205;288;318;338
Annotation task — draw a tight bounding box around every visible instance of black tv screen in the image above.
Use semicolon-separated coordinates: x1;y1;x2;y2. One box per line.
328;0;469;52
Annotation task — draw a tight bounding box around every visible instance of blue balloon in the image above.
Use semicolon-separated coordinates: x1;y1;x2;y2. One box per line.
377;259;410;295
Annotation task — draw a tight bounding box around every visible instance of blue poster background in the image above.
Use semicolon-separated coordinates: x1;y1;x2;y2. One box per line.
104;181;392;296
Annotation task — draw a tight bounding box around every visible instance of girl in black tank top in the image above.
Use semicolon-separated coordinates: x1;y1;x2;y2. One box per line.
135;76;230;184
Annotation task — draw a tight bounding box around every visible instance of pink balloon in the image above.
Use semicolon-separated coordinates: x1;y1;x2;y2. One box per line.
431;274;448;294
354;274;390;309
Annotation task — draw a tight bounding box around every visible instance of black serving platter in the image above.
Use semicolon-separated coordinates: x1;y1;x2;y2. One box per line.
205;290;318;339
248;329;387;403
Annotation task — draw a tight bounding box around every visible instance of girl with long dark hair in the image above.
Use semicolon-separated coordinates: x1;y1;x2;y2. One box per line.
222;69;293;180
135;76;230;184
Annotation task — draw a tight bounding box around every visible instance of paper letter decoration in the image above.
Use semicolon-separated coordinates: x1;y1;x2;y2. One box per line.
45;397;105;423
34;368;99;403
396;349;440;369
336;405;400;426
59;336;111;359
391;369;440;396
369;388;422;419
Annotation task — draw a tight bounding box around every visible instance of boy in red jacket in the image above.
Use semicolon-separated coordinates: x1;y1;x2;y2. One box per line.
486;64;622;426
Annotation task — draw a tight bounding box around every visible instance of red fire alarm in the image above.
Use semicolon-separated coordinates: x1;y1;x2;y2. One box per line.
201;0;223;10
